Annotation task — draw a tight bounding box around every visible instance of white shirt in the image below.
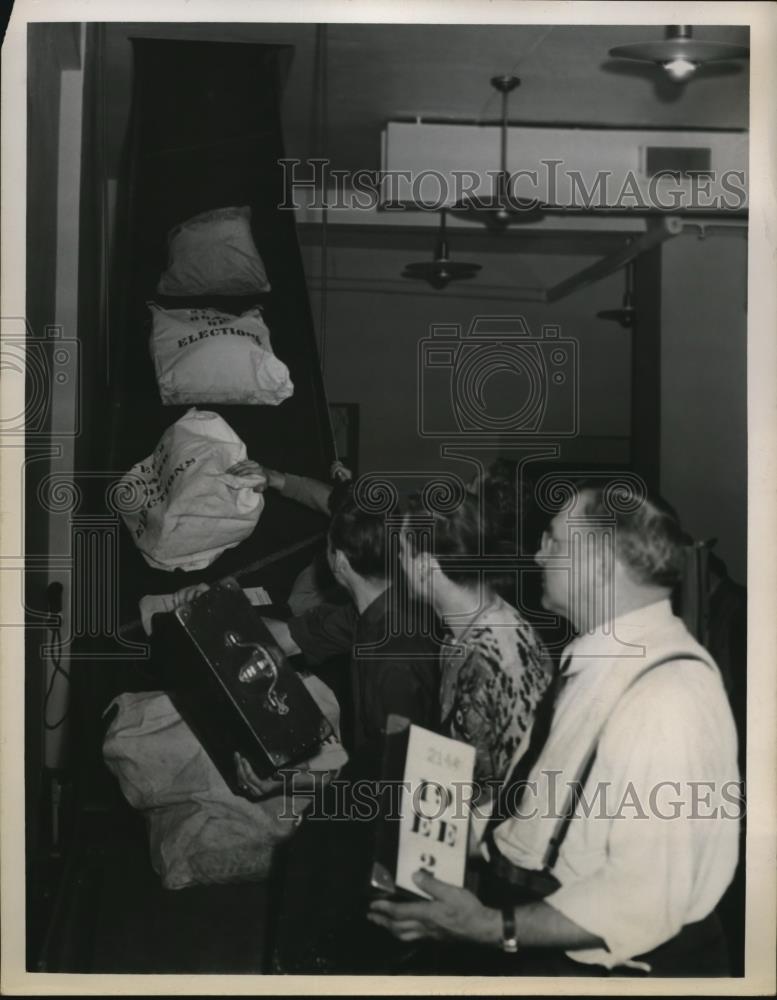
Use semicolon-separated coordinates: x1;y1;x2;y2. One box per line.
489;599;741;969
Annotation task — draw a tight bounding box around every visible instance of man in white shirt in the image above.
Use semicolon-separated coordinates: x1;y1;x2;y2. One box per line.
368;480;741;976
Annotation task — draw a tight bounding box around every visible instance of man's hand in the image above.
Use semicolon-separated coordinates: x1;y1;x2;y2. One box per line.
234;755;329;804
329;460;353;483
139;583;210;636
226;459;274;493
228;459;286;492
367;870;500;946
234;753;285;800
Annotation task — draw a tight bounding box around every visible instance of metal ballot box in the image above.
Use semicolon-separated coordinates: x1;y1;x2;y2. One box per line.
153;578;333;794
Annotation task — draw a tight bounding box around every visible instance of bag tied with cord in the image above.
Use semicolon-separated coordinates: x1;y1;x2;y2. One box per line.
118;408;265;572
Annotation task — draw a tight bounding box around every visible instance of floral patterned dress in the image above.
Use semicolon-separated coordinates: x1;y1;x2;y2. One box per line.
440;596;551;785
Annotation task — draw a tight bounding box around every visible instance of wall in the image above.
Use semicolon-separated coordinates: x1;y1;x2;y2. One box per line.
660;231;748;583
305;243;632;483
98;23;749;181
23;22;84;964
305;231;749;584
44;59;85;768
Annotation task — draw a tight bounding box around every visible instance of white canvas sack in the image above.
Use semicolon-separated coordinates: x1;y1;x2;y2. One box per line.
120;408;264;572
156;205;272;297
148;303;294;406
102;675;348;889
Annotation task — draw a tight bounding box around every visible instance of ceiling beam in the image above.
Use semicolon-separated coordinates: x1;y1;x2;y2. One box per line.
296;223;634;257
544;216;683;302
302;217;687;302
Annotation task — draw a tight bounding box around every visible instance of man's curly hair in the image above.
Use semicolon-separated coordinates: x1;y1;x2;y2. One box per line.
576;480;686;589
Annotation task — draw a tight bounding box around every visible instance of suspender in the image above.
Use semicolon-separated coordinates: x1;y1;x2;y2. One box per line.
538;651;712;874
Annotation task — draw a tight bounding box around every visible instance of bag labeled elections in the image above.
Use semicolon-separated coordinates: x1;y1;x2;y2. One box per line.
148;302;294;406
119;408;265;572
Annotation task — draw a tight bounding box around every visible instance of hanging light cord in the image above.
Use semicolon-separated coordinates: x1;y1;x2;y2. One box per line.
309;24;339;467
477;25;554;121
98;23;111;390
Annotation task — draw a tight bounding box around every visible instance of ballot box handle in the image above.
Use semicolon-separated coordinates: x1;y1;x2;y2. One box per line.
224;631;290;716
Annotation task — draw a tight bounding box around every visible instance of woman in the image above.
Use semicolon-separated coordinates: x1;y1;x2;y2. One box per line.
399;491;552;786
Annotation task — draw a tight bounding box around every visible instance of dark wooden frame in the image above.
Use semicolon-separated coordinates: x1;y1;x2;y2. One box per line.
631;237;663;491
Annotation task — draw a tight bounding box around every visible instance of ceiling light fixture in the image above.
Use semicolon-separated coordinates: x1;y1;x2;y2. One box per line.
608;25;749;84
450;75;543;229
401;209;482;289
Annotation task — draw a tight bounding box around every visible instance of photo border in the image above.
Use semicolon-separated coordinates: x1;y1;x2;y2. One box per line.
2;1;775;995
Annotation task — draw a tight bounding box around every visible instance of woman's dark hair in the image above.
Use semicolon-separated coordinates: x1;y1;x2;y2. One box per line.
327;478;355;516
402;491;500;586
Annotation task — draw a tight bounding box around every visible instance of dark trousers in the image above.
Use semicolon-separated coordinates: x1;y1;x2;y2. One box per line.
269;789;415;975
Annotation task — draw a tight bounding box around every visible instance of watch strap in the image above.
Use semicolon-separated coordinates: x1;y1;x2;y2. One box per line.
501;906;519;954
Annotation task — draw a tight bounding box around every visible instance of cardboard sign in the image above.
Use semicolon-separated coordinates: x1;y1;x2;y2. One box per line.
371;716;475;899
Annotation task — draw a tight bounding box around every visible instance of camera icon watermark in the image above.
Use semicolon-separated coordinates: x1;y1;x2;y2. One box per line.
417;315;578;441
0;317;80;438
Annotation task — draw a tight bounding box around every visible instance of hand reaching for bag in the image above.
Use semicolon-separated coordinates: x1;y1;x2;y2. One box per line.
139;583;210;636
226;459;283;493
329;460;353;483
228;458;351;493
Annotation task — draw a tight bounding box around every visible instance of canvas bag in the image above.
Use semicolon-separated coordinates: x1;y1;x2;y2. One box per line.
102;674;348;890
148;303;294;406
156;205;272;297
119;408;264;572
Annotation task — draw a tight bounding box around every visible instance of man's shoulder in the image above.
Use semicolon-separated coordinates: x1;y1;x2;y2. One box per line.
303;598;359;630
620;650;720;694
288;601;358;659
579;610;718;682
366;587;441;638
601;648;735;751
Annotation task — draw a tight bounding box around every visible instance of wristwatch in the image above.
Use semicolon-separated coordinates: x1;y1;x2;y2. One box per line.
501;906;519;954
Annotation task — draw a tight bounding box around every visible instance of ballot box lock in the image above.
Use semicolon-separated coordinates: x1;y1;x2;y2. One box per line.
224;630;289;716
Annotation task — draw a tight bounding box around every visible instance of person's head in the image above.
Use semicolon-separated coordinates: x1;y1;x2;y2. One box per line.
398;491;498;602
326;487;389;590
535;479;686;631
466;459;539;555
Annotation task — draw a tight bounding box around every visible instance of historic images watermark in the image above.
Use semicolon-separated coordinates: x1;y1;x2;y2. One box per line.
278;159;747;213
3;314;148;659
275;773;746;824
1;318;80;439
417;316;578;439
